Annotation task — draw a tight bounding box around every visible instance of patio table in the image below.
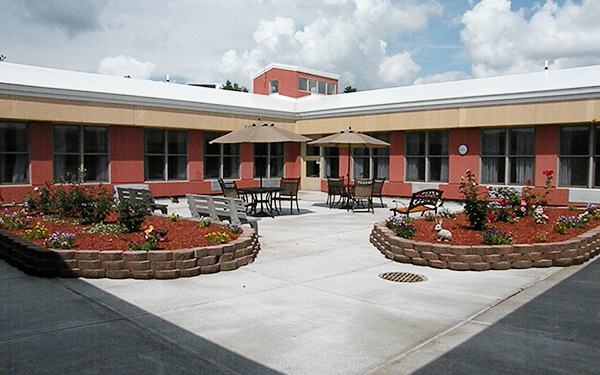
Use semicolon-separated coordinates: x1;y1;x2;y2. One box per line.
240;186;284;217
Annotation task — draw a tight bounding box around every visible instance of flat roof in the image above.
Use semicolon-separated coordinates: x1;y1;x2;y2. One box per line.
251;63;340;81
2;62;600;120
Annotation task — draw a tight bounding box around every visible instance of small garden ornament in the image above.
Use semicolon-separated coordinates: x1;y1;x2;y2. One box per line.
534;205;549;224
434;218;452;241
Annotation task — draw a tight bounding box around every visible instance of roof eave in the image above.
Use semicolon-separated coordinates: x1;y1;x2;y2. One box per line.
294;87;600;120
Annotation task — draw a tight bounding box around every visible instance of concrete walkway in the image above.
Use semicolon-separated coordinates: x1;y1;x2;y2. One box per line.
1;191;599;374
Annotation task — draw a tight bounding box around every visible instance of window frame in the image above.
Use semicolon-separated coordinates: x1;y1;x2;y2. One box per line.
558;124;600;188
352;132;390;180
53;124;109;183
269;79;278;94
298;77;336;95
0;121;29;185
144;128;188;182
254;143;284;179
480;127;535;185
405;130;449;183
203;131;240;180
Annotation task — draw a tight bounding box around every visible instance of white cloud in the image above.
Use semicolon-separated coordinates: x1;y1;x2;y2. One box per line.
413;71;471;85
213;0;442;89
379;51;421;85
97;55;156;79
460;0;600;77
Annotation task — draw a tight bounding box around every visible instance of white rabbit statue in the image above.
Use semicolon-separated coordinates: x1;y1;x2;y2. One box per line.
434;218;452;241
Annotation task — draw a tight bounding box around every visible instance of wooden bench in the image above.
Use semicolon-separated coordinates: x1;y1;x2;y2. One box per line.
186;194;260;234
116;187;168;214
390;189;444;217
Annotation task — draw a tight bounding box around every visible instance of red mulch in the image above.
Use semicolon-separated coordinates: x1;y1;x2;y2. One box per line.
7;213;239;251
409;207;600;245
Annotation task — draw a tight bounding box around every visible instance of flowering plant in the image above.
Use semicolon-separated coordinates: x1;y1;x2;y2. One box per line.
227;224;242;235
481;228;512;245
23;222;48;240
385;216;416;239
205;231;229;244
45;232;75;249
0;208;30;230
197;217;212;227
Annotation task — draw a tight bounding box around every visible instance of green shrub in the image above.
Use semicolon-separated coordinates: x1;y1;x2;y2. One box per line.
459;170;488;230
117;200;150;233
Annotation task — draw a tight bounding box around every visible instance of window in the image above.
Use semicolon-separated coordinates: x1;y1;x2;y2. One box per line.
405;130;448;182
269;80;278;94
323;147;339;178
481;128;535;184
305;144;320;178
558;125;600;187
54;125;108;182
0;122;29;184
203;131;240;179
254;143;284;178
353;132;389;179
298;77;335;95
144;129;187;181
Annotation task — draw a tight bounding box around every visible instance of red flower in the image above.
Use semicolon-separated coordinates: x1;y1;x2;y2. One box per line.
542;170;554;176
526;179;532;184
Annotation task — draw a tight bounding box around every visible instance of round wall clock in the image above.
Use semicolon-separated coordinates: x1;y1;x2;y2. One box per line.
458;144;468;155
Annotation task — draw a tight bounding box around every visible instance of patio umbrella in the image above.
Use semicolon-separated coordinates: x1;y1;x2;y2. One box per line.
210;120;311;186
210;121;311;144
308;127;390;182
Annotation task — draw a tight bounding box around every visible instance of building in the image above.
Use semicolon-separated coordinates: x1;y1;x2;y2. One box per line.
252;63;339;98
1;61;600;205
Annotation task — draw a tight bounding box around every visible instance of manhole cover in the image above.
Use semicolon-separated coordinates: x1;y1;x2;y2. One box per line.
379;272;427;283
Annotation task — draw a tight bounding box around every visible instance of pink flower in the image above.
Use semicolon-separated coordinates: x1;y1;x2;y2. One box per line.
521;206;526;212
33;186;39;191
521;200;526;206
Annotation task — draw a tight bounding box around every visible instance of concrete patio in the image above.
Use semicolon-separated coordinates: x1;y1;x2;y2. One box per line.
1;191;599;374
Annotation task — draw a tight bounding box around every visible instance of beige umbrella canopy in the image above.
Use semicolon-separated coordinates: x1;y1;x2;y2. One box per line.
210;121;311;144
210;120;311;186
308;127;390;181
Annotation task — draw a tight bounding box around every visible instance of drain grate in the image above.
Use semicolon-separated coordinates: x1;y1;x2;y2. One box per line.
379;272;427;283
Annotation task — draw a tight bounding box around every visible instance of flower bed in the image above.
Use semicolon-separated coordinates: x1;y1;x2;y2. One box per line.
0;221;259;279
370;222;599;271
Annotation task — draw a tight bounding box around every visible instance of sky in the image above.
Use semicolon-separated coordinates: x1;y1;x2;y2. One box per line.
1;0;599;91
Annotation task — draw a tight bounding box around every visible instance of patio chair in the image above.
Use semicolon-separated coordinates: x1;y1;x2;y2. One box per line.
372;177;386;207
277;177;301;214
217;178;254;212
326;177;346;208
347;179;374;213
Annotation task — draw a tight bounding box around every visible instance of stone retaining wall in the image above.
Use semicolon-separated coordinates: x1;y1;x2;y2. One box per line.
370;222;600;271
0;226;259;279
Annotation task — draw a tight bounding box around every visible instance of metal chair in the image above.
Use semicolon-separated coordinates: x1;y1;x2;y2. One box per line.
326;177;346;208
348;179;374;213
217;178;254;212
372;177;386;207
277;177;301;214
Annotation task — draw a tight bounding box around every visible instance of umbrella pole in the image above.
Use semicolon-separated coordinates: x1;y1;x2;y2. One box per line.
346;145;351;184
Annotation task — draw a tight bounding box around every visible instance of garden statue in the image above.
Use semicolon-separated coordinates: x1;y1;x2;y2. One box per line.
434;218;453;241
534;205;549;224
